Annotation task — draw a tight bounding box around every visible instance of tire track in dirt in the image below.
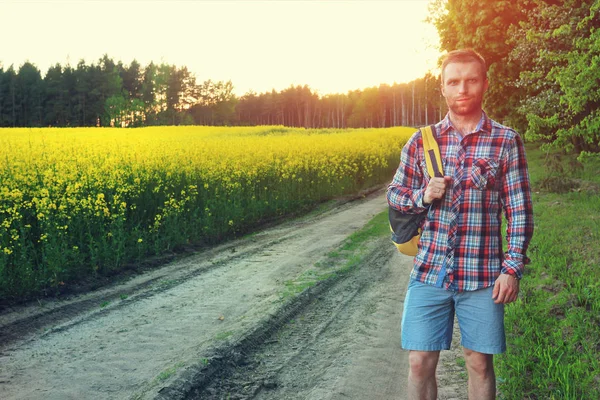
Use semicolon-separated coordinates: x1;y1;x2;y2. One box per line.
185;238;467;400
188;237;409;400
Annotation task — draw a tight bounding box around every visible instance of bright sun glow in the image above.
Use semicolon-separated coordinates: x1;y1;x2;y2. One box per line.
0;0;441;96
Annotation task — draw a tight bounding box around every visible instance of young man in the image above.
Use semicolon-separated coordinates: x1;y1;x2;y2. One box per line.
387;49;534;399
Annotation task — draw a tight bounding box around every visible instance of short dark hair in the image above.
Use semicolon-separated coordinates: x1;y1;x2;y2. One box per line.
441;49;487;81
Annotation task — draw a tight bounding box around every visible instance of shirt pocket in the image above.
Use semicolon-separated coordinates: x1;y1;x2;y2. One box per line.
468;158;499;190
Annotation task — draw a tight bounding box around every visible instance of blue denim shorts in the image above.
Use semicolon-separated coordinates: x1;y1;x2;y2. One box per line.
401;279;506;354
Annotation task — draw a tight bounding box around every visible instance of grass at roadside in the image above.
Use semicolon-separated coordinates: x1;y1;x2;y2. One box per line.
279;211;389;300
496;145;600;399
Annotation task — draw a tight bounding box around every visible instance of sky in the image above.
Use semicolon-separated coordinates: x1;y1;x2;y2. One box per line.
0;0;442;96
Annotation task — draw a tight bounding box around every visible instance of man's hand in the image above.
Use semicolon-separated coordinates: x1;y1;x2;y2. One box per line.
423;176;452;205
492;274;520;304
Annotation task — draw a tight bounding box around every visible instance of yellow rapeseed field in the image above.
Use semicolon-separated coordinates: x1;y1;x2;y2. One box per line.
0;125;414;300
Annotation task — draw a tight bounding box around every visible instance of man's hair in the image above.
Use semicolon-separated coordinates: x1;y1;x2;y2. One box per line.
441;49;487;81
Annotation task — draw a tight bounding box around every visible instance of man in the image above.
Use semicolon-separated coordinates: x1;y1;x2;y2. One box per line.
387;49;534;400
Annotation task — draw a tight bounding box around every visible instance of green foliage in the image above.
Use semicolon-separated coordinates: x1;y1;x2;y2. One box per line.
103;95;127;127
104;95;145;127
16;62;44;127
190;80;237;126
434;0;600;155
496;145;600;399
0;56;239;128
238;75;443;129
515;0;600;154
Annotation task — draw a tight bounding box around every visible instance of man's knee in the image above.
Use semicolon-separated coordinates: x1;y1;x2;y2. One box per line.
408;351;440;379
463;348;494;378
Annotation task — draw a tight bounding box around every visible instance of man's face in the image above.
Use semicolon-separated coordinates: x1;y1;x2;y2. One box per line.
441;61;489;118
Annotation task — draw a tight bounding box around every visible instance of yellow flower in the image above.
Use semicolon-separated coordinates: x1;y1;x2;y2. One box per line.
0;125;414;286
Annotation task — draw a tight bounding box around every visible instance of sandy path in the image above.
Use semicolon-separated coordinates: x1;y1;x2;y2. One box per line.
192;237;467;400
0;189;467;400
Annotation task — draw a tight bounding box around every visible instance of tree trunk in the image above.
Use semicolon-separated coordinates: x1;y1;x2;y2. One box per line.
425;78;428;126
393;91;397;126
401;92;406;127
341;96;345;128
418;96;421;127
411;81;415;127
11;81;16;127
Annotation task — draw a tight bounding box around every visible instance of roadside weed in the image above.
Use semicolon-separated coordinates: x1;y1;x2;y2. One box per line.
155;361;186;383
215;331;234;341
277;211;389;301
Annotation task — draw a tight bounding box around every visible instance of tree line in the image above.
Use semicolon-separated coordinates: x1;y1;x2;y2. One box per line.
432;0;600;155
0;55;444;130
0;55;237;128
237;73;443;129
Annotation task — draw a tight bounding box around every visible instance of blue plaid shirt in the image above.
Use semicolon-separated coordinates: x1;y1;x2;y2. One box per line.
387;112;534;292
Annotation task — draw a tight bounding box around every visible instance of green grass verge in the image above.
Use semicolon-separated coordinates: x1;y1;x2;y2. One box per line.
496;145;600;399
278;211;389;300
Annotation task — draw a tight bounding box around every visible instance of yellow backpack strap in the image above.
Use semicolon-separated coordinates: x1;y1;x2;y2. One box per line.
420;125;443;178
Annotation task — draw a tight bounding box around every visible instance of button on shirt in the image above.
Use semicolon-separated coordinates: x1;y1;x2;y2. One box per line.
387;112;534;292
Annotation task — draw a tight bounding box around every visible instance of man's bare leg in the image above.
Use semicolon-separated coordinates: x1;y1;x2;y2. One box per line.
407;350;440;400
463;348;496;400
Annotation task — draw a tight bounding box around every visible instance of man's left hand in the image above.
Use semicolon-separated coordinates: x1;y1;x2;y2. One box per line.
492;274;520;304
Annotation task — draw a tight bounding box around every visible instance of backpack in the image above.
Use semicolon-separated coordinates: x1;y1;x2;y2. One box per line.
390;125;443;256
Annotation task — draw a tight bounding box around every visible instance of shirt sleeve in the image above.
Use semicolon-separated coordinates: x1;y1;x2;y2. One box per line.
500;133;535;279
386;131;429;214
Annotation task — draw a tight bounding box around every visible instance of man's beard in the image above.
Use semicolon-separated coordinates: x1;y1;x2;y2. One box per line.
447;97;483;116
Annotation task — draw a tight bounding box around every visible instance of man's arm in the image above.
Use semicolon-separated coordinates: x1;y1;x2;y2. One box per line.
493;133;535;304
386;133;429;214
387;132;451;212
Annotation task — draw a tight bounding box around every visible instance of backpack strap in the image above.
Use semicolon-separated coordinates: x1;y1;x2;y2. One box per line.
420;125;443;178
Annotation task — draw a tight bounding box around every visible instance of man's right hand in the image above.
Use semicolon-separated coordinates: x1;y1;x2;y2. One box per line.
423;176;452;205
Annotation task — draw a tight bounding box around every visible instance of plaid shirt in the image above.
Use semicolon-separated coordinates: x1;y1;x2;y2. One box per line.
387;112;534;292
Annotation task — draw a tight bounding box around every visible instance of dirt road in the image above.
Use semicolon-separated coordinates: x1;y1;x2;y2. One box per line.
0;189;466;400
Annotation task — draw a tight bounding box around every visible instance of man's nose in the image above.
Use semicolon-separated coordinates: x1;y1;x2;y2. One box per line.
458;81;468;94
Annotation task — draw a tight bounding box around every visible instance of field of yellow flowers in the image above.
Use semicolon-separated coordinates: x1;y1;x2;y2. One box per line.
0;126;413;301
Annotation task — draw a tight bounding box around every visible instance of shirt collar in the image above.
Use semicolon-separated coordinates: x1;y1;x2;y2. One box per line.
438;111;492;137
